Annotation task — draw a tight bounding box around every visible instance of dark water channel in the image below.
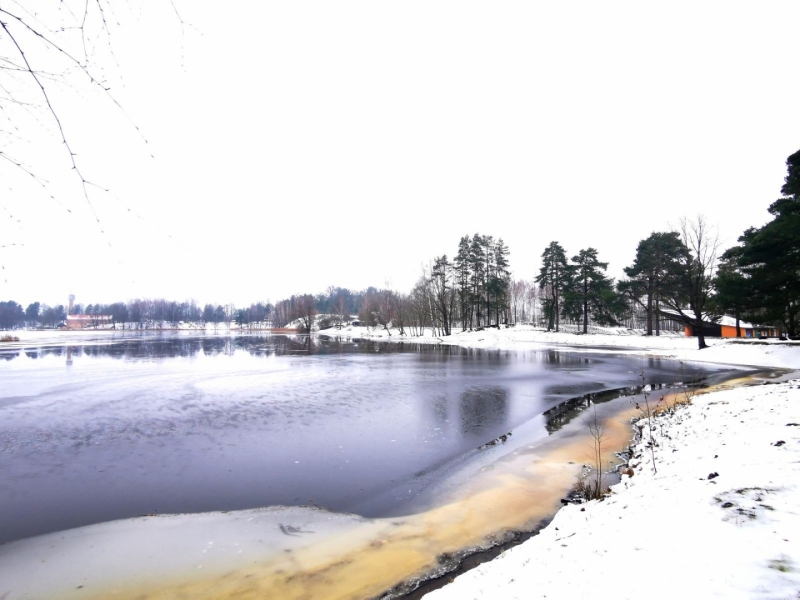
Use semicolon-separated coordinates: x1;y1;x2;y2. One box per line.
0;333;740;544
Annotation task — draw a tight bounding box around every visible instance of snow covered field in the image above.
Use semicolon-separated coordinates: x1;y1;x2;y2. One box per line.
427;378;800;600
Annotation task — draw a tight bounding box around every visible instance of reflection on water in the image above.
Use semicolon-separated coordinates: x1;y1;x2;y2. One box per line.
2;334;509;363
0;333;737;545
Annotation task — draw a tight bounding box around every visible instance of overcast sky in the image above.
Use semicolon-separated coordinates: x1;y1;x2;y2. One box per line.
2;1;799;308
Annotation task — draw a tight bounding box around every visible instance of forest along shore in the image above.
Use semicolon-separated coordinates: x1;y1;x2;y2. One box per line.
427;374;800;600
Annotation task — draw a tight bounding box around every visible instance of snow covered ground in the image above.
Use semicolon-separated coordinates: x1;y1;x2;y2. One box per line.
319;323;800;370
427;379;800;600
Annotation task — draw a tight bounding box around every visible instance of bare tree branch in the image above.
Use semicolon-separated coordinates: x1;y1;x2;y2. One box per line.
0;6;152;147
1;16;102;227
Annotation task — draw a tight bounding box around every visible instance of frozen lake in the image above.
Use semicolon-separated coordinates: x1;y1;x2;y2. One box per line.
0;333;739;544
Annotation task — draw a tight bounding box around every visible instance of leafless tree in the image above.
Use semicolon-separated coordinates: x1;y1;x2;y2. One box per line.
331;287;349;328
635;367;658;474
425;256;454;336
295;294;317;334
510;279;524;325
407;277;430;336
510;278;539;325
661;215;720;350
584;406;607;499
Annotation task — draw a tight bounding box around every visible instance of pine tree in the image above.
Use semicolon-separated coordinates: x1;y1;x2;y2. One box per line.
490;238;511;325
535;241;570;332
480;235;495;326
781;149;800;197
569;248;622;333
468;234;486;327
712;247;750;338
429;255;452;335
454;236;472;331
620;232;685;335
732;150;800;337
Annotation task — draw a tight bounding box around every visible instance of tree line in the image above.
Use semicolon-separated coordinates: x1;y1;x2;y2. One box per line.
0;287;367;332
0;299;272;330
368;148;799;348
533;149;800;348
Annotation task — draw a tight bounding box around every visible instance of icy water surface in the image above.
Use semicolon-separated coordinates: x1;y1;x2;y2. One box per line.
0;333;736;545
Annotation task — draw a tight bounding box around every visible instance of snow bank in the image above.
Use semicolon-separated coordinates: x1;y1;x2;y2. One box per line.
318;324;800;370
427;379;800;600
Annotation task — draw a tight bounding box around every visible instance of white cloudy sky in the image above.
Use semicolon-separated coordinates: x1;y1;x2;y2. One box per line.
2;1;799;308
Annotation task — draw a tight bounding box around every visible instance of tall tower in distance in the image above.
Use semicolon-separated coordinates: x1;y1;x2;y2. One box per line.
68;294;75;314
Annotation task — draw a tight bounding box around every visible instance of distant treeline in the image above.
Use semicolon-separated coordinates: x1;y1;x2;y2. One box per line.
0;289;365;331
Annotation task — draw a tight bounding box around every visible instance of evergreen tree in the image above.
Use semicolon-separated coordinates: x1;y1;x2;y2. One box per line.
732;149;800;337
454;235;472;331
620;231;685;335
535;241;570;332
25;302;41;327
468;234;486;327
489;238;511;325
781;148;800;197
0;301;25;329
429;255;452;335
569;248;623;333
480;235;495;326
712;247;750;338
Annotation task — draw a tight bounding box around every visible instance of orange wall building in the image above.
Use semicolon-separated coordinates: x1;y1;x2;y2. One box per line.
683;315;779;339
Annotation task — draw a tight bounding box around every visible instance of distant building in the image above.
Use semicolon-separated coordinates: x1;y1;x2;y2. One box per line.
63;294;113;330
65;314;113;330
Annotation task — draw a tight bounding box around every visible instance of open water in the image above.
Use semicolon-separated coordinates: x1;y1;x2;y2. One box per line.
0;332;740;544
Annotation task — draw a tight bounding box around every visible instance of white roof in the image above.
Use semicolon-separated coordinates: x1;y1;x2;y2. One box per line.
661;309;758;329
714;315;756;329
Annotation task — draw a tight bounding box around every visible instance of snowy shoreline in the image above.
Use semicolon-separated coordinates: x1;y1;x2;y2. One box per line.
6;324;800;371
425;377;800;599
318;323;800;370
